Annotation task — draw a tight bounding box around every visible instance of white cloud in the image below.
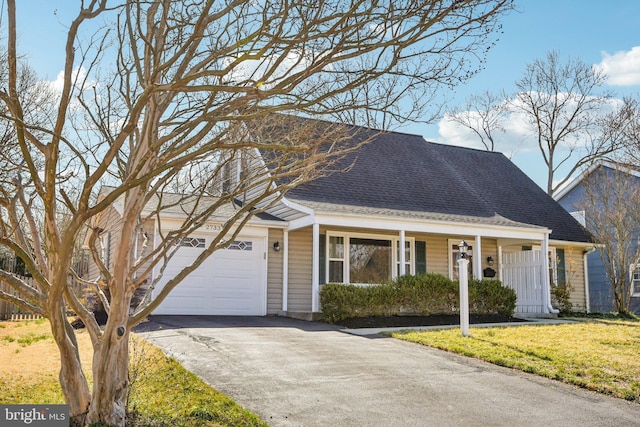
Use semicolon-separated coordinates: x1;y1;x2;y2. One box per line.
438;91;625;159
49;66;91;93
223;51;313;88
368;22;400;40
437;102;537;156
595;46;640;86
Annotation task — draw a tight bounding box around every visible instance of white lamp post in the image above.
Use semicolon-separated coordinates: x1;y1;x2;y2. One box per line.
458;240;470;337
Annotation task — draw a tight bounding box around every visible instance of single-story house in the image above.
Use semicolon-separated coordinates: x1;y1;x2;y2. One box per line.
91;116;595;318
555;160;640;313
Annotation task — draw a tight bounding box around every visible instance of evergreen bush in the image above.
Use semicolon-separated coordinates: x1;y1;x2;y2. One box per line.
320;274;517;323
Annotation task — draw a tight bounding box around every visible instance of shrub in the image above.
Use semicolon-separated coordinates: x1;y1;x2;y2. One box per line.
320;274;517;323
395;274;458;315
319;283;399;323
550;283;573;314
467;279;517;316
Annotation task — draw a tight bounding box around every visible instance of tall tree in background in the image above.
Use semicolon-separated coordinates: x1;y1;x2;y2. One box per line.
0;0;514;424
512;50;615;196
445;50;623;195
577;163;640;314
616;97;640;165
444;90;507;151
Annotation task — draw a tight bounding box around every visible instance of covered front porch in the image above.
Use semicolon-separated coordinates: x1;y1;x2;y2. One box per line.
280;208;560;318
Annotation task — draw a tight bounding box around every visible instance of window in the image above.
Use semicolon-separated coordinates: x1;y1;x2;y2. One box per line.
396;240;411;277
328;236;344;283
100;232;111;269
549;248;566;288
349;238;392;284
180;237;206;248
632;265;640;297
450;243;472;281
326;233;414;284
221;162;232;194
227;240;253;251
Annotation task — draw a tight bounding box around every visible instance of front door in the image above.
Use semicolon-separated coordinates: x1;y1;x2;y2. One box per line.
450;243;473;281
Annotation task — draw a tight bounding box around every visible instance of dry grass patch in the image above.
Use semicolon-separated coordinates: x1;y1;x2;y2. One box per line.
0;318;93;404
0;320;266;426
392;319;640;402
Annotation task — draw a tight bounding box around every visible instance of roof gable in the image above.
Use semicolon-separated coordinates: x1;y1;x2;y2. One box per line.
554;160;640;201
272;117;592;243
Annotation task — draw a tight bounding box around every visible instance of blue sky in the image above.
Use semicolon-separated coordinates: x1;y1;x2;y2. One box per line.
10;1;640;189
405;1;640;189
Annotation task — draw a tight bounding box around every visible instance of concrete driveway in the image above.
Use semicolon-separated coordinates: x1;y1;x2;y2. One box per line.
136;316;640;427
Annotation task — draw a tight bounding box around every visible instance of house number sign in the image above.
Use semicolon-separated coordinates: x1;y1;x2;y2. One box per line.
204;224;223;231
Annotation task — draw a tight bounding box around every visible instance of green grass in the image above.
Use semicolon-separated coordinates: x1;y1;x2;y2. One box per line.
1;320;53;346
0;320;267;426
392;318;640;402
126;338;267;426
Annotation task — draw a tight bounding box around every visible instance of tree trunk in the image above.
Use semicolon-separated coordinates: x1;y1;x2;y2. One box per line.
86;295;131;426
50;311;91;424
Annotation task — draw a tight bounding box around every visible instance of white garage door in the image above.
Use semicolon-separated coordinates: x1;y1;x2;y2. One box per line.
153;235;266;315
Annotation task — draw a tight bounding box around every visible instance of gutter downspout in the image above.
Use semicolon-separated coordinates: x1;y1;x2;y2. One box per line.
542;234;560;314
583;247;596;314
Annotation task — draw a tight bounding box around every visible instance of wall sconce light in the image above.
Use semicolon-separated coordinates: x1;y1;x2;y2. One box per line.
487;256;494;266
273;241;281;252
458;240;468;260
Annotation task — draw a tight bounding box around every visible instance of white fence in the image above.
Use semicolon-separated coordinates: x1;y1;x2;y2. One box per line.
501;250;546;314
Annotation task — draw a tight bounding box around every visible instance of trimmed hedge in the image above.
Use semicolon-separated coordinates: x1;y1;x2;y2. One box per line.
320;273;516;323
467;278;517;317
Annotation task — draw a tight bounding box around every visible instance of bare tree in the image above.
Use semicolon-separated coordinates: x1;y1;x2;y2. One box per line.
444;90;508;151
577;163;640;314
512;50;617;196
0;1;514;425
616;96;640;165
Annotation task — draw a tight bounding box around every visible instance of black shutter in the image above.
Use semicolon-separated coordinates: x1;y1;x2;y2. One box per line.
415;241;426;274
556;248;566;287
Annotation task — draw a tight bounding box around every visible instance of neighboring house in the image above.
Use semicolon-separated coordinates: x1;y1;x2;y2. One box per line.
555;160;640;313
91;116;594;319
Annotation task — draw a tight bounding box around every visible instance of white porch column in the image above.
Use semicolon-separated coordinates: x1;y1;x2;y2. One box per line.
399;230;406;276
497;245;503;282
541;233;559;314
282;230;289;312
312;223;320;313
458;256;470;337
474;235;482;280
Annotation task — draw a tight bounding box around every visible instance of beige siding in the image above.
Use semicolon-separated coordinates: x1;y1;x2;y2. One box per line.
413;234;449;276
563;247;586;311
480;238;499;277
87;206;123;280
287;228;313;312
267;228;283;314
412;235;499;279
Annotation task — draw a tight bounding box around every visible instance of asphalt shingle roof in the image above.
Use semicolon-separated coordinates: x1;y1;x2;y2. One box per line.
275;119;593;243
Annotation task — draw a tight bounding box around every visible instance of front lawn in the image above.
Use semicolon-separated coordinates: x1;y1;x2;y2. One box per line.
392;318;640;402
0;319;267;426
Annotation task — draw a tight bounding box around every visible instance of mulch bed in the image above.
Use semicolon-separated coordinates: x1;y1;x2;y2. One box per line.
335;314;527;329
